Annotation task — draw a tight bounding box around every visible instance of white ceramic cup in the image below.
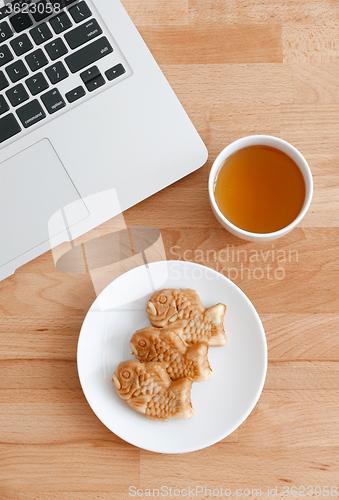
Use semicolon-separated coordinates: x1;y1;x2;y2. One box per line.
208;135;313;242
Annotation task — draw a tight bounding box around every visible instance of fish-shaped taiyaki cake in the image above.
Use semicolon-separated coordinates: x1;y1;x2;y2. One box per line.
112;359;193;421
130;327;213;382
146;289;227;347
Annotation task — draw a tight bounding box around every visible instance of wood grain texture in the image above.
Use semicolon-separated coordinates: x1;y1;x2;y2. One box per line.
138;25;283;64
1;0;339;498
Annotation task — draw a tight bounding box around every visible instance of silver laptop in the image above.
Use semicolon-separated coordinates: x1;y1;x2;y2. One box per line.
0;0;208;281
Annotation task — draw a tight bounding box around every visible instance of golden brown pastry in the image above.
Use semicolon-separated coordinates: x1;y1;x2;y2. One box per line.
112;359;193;421
130;327;213;382
146;289;227;346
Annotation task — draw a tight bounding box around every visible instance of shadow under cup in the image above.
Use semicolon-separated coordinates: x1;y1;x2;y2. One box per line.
208;135;313;242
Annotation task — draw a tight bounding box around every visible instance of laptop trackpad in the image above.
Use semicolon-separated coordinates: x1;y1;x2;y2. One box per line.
0;138;89;268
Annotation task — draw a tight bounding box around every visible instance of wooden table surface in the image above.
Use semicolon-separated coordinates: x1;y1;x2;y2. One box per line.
1;1;339;499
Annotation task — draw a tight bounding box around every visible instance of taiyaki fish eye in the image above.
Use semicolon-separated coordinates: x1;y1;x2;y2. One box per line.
159;295;167;304
122;370;131;379
138;339;146;347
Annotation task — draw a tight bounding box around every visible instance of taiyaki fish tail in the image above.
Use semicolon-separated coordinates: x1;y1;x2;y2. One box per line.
185;342;213;382
207;303;227;346
169;378;194;420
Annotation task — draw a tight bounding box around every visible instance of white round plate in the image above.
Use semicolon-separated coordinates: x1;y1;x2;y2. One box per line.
77;260;267;454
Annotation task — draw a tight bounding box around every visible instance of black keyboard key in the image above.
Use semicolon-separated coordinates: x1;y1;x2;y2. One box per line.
25;72;49;95
0;94;9;115
0;70;9;90
41;88;65;114
80;65;104;91
30;23;52;45
30;0;51;22
6;82;29;106
69;2;92;23
5;59;28;82
0;44;13;66
44;37;67;60
65;36;113;74
0;113;21;143
45;60;68;84
9;13;33;33
65;18;102;50
16;98;46;127
105;63;125;81
10;33;33;55
0;21;13;42
49;12;72;34
85;73;104;92
25;48;48;71
65;85;85;103
80;64;99;83
0;6;10;21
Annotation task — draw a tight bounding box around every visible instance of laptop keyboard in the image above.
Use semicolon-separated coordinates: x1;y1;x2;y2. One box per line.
0;0;129;145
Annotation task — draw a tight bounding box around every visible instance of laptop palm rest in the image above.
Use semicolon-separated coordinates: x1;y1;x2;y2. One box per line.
0;138;89;269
